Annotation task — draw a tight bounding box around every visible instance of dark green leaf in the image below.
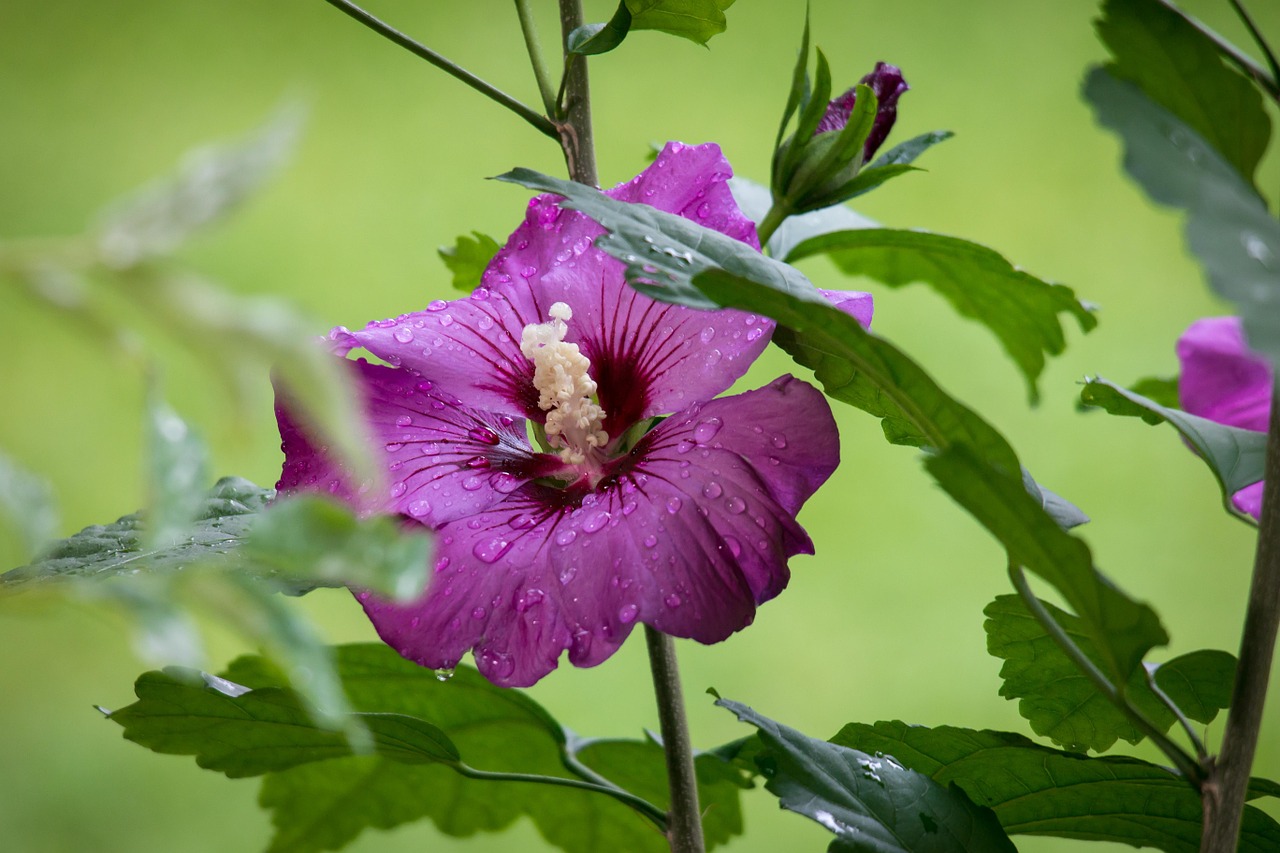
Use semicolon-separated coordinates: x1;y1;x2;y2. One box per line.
626;0;734;46
787;229;1097;402
1095;0;1271;185
831;721;1280;852
774;12;811;154
816;163;918;206
717;698;1015;852
927;446;1168;685
0;450;58;562
2;476;271;589
95;104;303;267
1080;377;1265;513
567;3;632;55
1084;68;1280;370
1129;375;1180;409
143;388;209;550
438;231;501;292
867;130;955;170
984;595;1231;752
243;494;431;601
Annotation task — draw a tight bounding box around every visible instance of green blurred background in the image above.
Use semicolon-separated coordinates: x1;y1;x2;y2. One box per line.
3;1;1279;850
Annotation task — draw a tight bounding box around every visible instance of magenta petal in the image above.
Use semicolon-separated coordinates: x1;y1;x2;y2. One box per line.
480;142;772;432
277;360;561;526
1232;481;1265;520
819;289;874;329
330;290;539;419
1176;316;1272;432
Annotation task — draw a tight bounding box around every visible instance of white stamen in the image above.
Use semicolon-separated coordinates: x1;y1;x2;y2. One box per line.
520;302;608;464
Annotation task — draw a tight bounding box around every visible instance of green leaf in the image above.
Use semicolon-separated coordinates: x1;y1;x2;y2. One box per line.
1095;0;1271;185
867;130;955;170
831;721;1280;852
2;476;271;590
0;450;58;562
927;445;1168;686
243;494;431;601
567;3;632;55
1084;68;1280;371
1080;377;1266;514
774;11;811;155
625;0;734;46
984;594;1231;752
143;387;209;551
95;103;303;267
438;231;502;292
111;644;744;853
716;697;1016;852
787;229;1097;403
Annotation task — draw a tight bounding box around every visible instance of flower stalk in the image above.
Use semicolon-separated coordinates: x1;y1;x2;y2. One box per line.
1201;379;1280;852
645;626;706;853
556;0;598;186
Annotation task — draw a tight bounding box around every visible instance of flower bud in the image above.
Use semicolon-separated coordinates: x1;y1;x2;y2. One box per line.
817;62;908;160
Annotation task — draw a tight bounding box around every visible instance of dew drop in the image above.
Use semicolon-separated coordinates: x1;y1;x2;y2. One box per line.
390;482;407;498
695;201;711;219
702;482;723;499
622;500;638;516
516;588;545;612
771;434;788;449
472;537;512;563
705;348;722;366
465;455;491;469
618;603;639;623
555;529;578;546
408;500;431;518
725;496;746;514
395;415;412;427
393;327;414;343
694;417;723;443
478;314;495;330
666;496;682;514
471;607;486;620
434;668;455;682
643;534;658;548
416;380;434;393
462;476;484;491
521;265;538;278
468;426;500;445
665;593;682;608
426;299;447;312
559;565;578;585
699;326;716;344
746;327;763;342
385;441;404;452
582;510;610;533
724;535;743;557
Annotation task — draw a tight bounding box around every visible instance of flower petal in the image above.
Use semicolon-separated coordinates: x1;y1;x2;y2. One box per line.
481;142;772;434
1232;481;1265;520
1177;316;1272;432
357;374;839;687
276;359;561;526
819;289;875;329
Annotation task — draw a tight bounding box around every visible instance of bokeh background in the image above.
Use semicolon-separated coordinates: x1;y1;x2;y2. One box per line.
3;1;1280;851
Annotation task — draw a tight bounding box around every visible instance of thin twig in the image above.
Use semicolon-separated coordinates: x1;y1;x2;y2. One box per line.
514;0;559;118
1152;0;1280;101
1228;0;1280;93
453;762;668;829
320;0;558;139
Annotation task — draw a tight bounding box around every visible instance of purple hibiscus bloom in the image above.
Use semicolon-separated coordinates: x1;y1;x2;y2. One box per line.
276;142;865;687
815;61;908;160
1177;316;1272;518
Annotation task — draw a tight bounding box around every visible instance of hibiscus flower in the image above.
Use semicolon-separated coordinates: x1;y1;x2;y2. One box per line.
276;142;862;686
1177;315;1272;519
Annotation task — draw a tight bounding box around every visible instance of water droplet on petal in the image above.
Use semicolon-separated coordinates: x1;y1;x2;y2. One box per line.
434;667;455;682
725;496;746;514
666;496;682;514
408;500;431;518
416;380;434;393
559;565;578;585
395;415;412;428
390;482;407;498
700;326;716;344
393;327;414;343
468;426;500;445
426;300;447;312
478;314;495;330
705;348;722;366
694;417;723;443
643;534;658;548
465;455;490;469
472;537;512;563
771;434;788;449
471;607;486;620
724;536;743;557
696;201;711;219
516;588;545;612
555;529;578;546
664;593;682;608
582;510;610;533
618;603;638;623
702;482;723;499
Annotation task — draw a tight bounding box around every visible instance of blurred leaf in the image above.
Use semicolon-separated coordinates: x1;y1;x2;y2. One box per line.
567;3;632;55
0;450;59;562
1084;68;1280;371
730;176;878;260
142;386;209;551
716;697;1015;852
95;103;304;267
109;644;742;853
243;494;431;601
1080;377;1266;510
1;476;270;589
984;594;1232;752
787;229;1097;402
831;721;1280;852
626;0;734;46
493;167;1019;470
438;231;502;292
927;445;1168;685
1021;470;1089;530
867;129;955;170
1095;0;1271;185
773;11;811;155
1129;375;1179;408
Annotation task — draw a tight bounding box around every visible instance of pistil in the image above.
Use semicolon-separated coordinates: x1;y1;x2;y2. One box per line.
520;302;608;465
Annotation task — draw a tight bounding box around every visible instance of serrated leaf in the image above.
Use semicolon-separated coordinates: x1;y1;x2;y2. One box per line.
143;388;209;550
439;231;502;292
1084;68;1280;371
625;0;734;46
0;450;58;562
984;594;1232;752
243;494;431;601
2;476;271;590
1080;377;1266;515
113;644;742;853
1095;0;1271;185
927;445;1168;686
788;229;1096;402
717;697;1015;852
831;721;1280;852
95;104;303;267
567;3;632;55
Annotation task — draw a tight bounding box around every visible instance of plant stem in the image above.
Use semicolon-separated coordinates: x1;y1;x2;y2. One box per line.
320;0;558;139
1006;563;1205;784
557;0;598;186
644;626;705;853
1153;0;1280;102
756;202;791;251
1227;0;1280;95
1201;380;1280;852
514;0;559;118
453;762;668;829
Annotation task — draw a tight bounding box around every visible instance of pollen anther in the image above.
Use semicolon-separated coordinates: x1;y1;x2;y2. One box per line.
520;302;608;464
